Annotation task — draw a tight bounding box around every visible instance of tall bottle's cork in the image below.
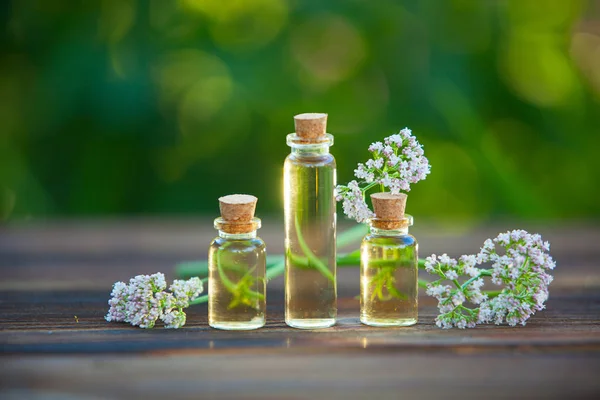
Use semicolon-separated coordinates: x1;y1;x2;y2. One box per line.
218;194;258;233
370;192;408;230
294;113;328;141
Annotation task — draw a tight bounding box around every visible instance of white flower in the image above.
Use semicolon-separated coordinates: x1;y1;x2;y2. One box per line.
106;273;203;329
382;145;394;157
425;229;555;329
445;270;458;280
387;154;400;167
337;128;431;222
162;310;187;329
105;281;128;322
439;254;455;266
497;232;510;245
451;290;465;306
463;264;479;277
424;254;438;273
368;141;384;152
426;283;451;300
385;134;403;146
399;127;412;138
354;164;374;183
460;254;476;266
170;277;203;308
474;230;555;326
366;158;384;170
336;181;375;223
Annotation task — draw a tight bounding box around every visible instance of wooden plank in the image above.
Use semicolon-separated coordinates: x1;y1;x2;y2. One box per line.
1;287;599;353
1;352;600;399
1;220;600;398
1;220;599;291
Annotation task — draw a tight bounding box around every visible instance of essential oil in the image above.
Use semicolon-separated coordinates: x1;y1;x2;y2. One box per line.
284;113;337;329
360;193;418;326
208;194;266;330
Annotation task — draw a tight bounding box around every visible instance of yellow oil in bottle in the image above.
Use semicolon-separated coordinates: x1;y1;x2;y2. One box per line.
360;227;418;326
284;134;337;329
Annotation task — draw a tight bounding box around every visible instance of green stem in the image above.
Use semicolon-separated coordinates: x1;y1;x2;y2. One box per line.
338;223;370;247
461;269;492;290
361;182;378;193
337;249;361;266
266;261;285;280
184;224;436;306
190;293;208;305
177;225;370;280
286;249;312;269
293;214;335;282
216;247;238;294
485;290;502;298
214;241;265;309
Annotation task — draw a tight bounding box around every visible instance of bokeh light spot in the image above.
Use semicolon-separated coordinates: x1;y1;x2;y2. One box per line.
178;76;233;133
182;0;288;50
291;14;367;88
153;49;233;125
500;36;579;107
571;32;600;97
153;50;235;181
98;0;135;44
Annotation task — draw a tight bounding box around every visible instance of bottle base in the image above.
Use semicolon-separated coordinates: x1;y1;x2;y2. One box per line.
360;316;417;327
286;318;336;329
209;320;265;330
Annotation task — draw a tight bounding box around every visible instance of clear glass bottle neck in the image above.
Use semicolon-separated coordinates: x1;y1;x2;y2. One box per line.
286;133;333;158
289;143;330;157
368;225;409;236
218;231;257;240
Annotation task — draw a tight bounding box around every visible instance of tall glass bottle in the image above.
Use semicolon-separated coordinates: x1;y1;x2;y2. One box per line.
209;194;266;330
360;193;418;326
284;113;337;329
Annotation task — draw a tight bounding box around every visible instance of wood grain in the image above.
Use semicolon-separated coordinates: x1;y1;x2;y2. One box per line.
1;219;599;399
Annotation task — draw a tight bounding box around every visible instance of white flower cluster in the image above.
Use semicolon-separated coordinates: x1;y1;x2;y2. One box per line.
336;128;431;222
425;254;487;329
105;273;203;329
425;230;555;329
335;181;375;223
477;230;555;326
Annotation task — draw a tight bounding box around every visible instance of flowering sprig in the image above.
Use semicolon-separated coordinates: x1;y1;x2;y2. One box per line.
425;230;555;329
106;273;203;329
335;128;431;222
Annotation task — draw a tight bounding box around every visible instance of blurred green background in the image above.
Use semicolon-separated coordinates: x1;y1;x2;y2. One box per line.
1;0;599;222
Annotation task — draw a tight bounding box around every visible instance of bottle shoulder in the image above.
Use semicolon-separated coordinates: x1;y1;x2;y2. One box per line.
210;236;266;251
362;233;417;247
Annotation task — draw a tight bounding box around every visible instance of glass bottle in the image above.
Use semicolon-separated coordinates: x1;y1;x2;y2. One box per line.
360;193;418;326
208;195;266;330
284;113;337;329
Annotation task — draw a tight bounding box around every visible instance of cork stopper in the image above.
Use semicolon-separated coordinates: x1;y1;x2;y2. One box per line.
219;194;256;222
294;113;327;141
370;192;408;230
217;194;258;234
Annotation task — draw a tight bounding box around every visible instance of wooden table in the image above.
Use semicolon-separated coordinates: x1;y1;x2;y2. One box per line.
1;219;599;399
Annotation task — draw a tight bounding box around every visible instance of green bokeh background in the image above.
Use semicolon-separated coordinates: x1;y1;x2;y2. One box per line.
1;0;599;221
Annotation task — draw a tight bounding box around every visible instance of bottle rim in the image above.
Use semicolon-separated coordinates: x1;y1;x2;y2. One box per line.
286;133;334;149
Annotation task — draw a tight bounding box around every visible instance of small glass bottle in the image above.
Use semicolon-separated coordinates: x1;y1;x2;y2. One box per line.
360;193;418;327
208;194;266;330
284;113;337;329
